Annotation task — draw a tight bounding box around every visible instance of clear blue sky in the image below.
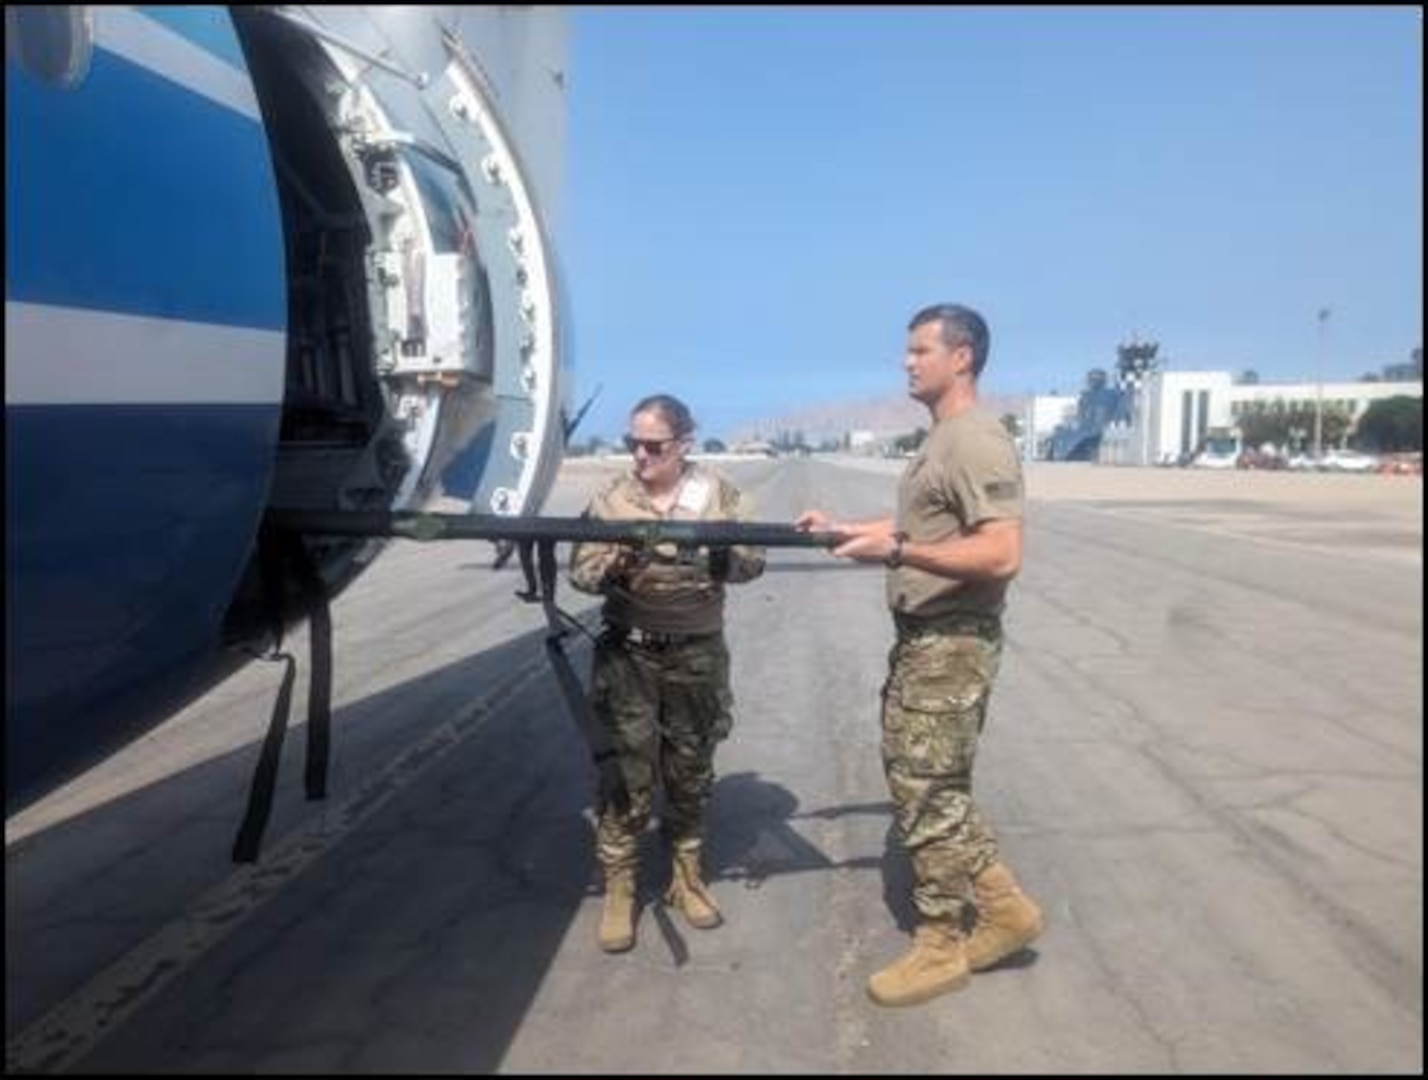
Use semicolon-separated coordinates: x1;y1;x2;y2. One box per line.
561;6;1422;441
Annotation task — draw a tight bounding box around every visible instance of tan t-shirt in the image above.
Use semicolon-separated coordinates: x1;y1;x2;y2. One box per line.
569;462;765;634
887;407;1024;618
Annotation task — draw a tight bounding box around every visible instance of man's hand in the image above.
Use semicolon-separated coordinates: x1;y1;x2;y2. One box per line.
795;509;860;539
796;510;900;562
832;528;898;564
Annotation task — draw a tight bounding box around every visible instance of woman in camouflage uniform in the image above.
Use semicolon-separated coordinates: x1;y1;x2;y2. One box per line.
570;394;765;953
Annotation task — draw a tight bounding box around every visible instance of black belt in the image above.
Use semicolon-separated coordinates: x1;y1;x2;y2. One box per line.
893;610;1001;639
610;625;718;649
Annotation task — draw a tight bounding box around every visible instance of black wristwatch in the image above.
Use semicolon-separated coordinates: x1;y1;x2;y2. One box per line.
885;531;908;569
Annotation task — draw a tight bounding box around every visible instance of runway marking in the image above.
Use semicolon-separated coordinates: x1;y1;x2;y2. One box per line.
5;644;563;1073
1066;501;1422;567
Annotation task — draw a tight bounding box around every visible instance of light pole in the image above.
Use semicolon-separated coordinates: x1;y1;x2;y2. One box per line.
1024;391;1035;466
1140;374;1154;466
1314;307;1329;458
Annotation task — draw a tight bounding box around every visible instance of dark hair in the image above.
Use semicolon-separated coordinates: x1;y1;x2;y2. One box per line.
631;393;696;439
908;303;990;378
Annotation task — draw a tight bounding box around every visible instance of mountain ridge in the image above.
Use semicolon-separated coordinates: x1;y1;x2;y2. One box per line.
730;391;1031;444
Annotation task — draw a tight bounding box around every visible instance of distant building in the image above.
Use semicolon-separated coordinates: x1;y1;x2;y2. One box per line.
1029;395;1078;458
1383;362;1420;382
847;429;878;453
1097;371;1422;465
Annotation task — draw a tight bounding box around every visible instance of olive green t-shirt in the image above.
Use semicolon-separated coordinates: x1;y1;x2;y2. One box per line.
887;408;1024;618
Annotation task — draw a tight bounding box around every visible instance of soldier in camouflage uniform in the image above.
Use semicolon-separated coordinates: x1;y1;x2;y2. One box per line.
797;303;1044;1007
570;394;765;953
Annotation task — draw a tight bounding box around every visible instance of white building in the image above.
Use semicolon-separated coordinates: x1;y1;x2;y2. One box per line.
1094;372;1421;466
1099;370;1234;466
1028;395;1078;459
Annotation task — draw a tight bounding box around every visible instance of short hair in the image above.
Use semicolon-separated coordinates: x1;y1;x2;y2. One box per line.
631;393;696;439
908;303;990;378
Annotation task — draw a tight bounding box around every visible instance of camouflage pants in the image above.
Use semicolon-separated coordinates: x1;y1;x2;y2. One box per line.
590;629;733;872
881;615;1004;925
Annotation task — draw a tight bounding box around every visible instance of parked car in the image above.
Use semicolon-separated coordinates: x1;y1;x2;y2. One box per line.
1320;449;1380;473
1237;448;1287;470
1376;452;1423;475
1191;449;1239;469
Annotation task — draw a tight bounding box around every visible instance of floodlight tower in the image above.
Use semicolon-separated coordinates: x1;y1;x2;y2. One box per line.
1116;339;1160;465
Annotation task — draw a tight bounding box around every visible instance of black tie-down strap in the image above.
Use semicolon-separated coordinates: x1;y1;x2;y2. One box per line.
232;527;334;863
516;538;631;816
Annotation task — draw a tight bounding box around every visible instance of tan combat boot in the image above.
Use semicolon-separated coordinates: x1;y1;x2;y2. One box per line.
866;920;971;1007
599;867;637;953
665;847;722;929
966;861;1044;971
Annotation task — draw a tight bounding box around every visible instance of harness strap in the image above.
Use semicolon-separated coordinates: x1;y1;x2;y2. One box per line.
231;653;297;863
285;531;333;801
518;537;631;816
232;528;334;863
232;526;296;863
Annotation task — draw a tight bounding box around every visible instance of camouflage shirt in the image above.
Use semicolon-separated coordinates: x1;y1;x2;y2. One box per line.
570;463;766;634
888;407;1024;618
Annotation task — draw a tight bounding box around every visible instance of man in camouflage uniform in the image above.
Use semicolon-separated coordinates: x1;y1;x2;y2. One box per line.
570;394;765;953
798;303;1044;1006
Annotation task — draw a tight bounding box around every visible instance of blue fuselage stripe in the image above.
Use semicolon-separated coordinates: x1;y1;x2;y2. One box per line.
4;47;285;330
134;5;251;70
6;403;279;797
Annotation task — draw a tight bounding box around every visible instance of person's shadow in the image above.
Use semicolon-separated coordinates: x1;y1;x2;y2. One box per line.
703;771;853;887
635;772;1038;969
701;771;920;930
701;773;1039;969
635;771;857;964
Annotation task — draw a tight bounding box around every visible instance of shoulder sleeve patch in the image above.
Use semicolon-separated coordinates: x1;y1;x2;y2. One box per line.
984;479;1021;501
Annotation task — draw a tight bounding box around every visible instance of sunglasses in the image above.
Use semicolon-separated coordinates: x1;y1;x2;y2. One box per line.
623;435;680;456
